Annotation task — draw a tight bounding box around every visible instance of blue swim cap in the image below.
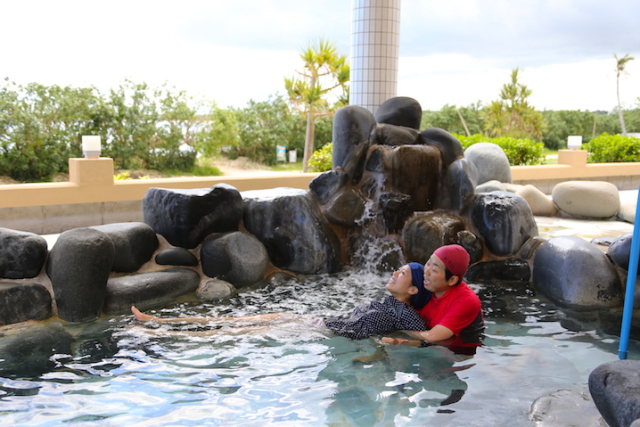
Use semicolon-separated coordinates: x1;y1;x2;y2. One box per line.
408;262;431;310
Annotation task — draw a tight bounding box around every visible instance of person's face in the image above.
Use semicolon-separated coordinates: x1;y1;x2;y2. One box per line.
386;265;417;298
424;254;458;297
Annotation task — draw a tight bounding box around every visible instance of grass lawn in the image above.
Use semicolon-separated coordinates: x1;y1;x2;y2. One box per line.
270;162;303;172
543;148;558;165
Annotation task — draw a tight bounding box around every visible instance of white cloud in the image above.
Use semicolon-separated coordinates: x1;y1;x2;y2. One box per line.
1;0;638;112
398;54;640;111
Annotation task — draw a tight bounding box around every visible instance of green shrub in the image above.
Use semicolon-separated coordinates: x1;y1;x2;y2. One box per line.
454;134;545;165
308;142;333;172
584;132;640;163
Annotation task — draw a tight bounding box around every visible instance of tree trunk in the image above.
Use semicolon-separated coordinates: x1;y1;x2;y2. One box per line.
617;76;627;135
302;106;315;173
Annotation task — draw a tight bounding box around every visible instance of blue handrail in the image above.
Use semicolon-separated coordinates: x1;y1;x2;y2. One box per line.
619;188;640;359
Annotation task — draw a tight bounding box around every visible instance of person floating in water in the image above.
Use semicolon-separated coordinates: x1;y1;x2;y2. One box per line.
383;244;485;354
132;263;431;340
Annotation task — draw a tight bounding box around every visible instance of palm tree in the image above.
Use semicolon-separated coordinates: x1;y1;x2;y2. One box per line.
484;68;547;140
285;39;349;172
614;53;634;135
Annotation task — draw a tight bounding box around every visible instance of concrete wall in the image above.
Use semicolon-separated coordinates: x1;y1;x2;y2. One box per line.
1;151;640;234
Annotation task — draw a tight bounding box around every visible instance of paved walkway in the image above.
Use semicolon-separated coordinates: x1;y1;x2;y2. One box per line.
536;189;637;242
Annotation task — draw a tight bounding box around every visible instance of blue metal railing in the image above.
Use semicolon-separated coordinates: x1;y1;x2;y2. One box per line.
619;188;640;359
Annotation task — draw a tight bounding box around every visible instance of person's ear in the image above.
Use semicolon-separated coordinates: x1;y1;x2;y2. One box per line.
408;286;419;295
447;275;459;287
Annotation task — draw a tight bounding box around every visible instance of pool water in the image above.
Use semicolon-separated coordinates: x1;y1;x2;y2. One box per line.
1;270;638;426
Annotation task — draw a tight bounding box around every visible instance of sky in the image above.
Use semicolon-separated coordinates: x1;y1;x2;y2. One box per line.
1;0;639;112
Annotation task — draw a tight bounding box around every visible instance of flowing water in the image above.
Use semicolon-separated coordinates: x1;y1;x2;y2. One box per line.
1;268;637;426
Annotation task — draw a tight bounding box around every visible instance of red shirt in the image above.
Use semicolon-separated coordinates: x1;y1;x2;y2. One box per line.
418;281;483;348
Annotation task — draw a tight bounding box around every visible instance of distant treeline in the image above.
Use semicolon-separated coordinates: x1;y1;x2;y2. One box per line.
0;80;332;182
1;79;638;182
421;102;640;150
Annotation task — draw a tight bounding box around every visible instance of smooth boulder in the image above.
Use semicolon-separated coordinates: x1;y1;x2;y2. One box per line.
532;236;622;309
608;232;636;271
464;142;512;184
332;105;375;183
91;222;159;272
155;248;199;266
376;123;421;146
196;279;236;301
421;127;464;166
589;360;640;427
200;232;269;287
516;184;559;217
103;267;200;314
552;181;620;218
529;389;604;427
47;228;115;323
0;227;48;279
0;323;74;376
374;96;422;130
142;184;243;249
0;282;52;325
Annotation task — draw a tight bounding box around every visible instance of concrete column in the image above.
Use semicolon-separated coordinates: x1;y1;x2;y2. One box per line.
69;158;114;186
350;0;401;115
558;150;588;168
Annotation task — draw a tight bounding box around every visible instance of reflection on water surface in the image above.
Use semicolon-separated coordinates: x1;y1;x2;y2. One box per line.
0;270;636;426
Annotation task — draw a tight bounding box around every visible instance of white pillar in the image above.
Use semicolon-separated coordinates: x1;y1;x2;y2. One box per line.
350;0;401;115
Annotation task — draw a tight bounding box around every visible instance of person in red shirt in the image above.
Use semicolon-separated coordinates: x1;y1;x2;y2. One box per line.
383;244;484;353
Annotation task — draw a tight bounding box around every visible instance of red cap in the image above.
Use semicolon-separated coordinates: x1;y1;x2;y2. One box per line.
433;244;470;279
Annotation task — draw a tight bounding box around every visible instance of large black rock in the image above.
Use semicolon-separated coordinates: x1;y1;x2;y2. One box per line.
0;282;52;325
589;360;640;427
142;184;243;249
471;191;538;256
532;236;622;309
47;228;115;323
466;258;531;283
374;96;422;130
0;227;48;279
103;267;200;314
243;188;342;274
421;127;465;166
91;222;159;273
376;123;421;146
402;212;467;265
332;105;375;183
608;232;637;271
155;248;199;266
200;232;269;287
369;144;441;212
0;323;74;376
446;158;478;212
309;169;349;205
379;192;412;234
322;187;367;227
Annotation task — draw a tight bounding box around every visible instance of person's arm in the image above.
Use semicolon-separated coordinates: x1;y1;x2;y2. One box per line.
382;324;455;347
403;324;455;343
381;337;422;347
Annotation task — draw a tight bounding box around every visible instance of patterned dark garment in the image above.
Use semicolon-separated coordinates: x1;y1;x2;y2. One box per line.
324;295;426;340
